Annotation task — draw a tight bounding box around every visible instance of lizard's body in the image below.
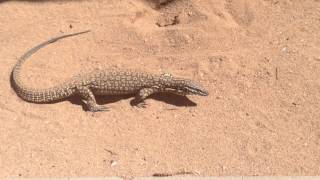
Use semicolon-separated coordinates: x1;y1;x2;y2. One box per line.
12;30;208;111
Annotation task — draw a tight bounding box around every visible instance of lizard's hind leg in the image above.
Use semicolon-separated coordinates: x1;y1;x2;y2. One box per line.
77;86;108;112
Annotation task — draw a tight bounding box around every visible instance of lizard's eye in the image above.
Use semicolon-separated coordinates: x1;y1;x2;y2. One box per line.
160;73;173;83
161;73;173;78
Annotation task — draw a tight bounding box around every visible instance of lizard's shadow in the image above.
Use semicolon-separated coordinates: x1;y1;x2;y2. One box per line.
69;94;197;111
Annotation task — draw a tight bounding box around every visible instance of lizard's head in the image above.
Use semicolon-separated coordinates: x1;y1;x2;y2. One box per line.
159;73;209;96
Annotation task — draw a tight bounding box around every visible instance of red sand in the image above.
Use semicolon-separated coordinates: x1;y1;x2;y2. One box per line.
0;0;319;177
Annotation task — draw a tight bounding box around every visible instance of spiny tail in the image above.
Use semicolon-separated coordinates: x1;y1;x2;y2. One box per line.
12;30;90;103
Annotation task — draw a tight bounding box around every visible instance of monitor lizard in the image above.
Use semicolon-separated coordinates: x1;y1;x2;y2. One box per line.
11;30;208;112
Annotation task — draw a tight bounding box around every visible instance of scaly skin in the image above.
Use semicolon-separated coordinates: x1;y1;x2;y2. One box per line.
12;30;208;112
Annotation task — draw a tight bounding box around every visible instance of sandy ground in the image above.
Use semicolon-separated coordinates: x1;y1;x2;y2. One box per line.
0;0;320;178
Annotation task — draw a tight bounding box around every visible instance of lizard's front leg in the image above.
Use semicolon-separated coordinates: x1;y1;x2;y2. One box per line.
133;88;157;108
77;86;108;112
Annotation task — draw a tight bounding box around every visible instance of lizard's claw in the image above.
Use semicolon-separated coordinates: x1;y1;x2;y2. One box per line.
136;101;147;108
89;105;109;112
131;99;148;108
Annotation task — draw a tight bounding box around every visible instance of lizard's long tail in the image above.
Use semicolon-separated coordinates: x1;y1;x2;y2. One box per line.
11;30;90;103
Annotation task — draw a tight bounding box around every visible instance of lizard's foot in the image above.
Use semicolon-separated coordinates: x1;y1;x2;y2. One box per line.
136;101;147;108
88;105;109;112
131;99;148;108
131;88;155;108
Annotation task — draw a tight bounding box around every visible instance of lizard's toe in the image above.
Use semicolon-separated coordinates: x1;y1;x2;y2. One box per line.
135;101;147;108
89;105;109;112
